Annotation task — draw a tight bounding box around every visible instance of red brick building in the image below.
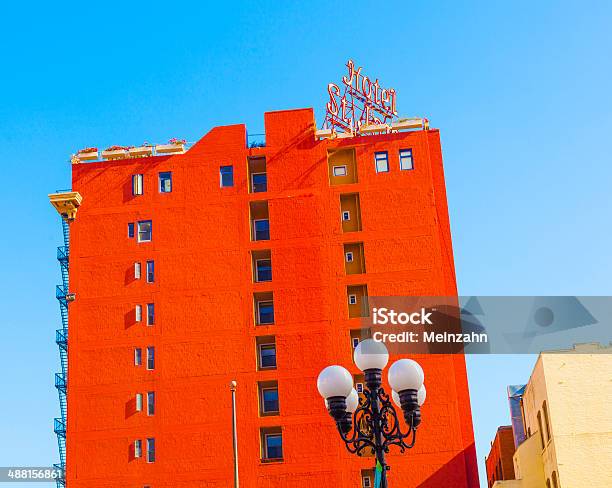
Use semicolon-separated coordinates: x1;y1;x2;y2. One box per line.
50;107;479;487
485;426;516;487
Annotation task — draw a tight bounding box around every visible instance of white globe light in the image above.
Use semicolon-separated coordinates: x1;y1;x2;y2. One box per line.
353;339;389;371
317;365;353;399
387;359;424;392
391;390;401;408
417;385;426;406
346;388;359;413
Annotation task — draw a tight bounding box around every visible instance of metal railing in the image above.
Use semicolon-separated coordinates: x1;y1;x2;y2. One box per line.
247;133;266;148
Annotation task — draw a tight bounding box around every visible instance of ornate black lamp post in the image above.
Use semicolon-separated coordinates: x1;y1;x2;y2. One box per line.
317;340;426;488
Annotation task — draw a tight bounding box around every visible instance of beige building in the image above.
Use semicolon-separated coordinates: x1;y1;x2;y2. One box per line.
495;343;612;488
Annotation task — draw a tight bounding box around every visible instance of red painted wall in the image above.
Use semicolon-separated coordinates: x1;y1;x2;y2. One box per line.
67;107;479;487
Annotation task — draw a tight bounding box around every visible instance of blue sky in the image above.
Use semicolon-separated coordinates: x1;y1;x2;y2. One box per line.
0;0;611;486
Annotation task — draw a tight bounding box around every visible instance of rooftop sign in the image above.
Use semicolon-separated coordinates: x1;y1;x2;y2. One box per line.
323;60;398;134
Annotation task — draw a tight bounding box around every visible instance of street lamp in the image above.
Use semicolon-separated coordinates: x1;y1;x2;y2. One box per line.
317;340;426;488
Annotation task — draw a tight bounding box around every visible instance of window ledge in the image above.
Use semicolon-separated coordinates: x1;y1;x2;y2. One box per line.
260;458;284;465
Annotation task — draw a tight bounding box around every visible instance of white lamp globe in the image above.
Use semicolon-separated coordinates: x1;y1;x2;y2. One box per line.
353;339;389;371
417;385;426;406
346;388;359;413
391;389;401;408
317;365;353;399
387;359;424;392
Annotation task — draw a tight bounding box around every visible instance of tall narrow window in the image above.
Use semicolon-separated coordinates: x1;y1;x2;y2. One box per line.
134;348;142;366
137;220;152;242
375;152;389;173
146;438;155;463
147;392;155;416
135;305;142;322
537;411;545;449
248;157;267;193
135;393;143;411
399;149;414;170
132;174;144;195
134;262;141;280
543;401;551;441
159;171;172;193
128;222;135;238
220;165;234;187
146;304;155;326
146;261;154;283
134;439;142;458
551;471;559;488
146;347;155;370
250;201;270;241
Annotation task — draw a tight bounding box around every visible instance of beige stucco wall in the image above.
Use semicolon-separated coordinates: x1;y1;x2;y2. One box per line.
520;343;612;487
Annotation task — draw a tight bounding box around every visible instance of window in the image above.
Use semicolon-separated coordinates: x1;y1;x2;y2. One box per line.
333;165;347;177
251;173;267;193
344;242;365;274
128;222;135;238
132;174;143;195
347;284;369;318
220;165;234;187
537;411;545;449
159;171;172;193
137;220;152;243
250;201;270;241
362;475;372;488
543;401;551;441
135;393;143;411
375;152;389;173
146;261;154;283
146;438;155;463
258;343;277;369
551;471;559;488
253;219;270;241
257;301;274;325
350;329;371;352
146;347;155;370
134;439;142;458
134;262;141;279
147;392;155;416
399;149;414;170
340;193;362;232
356;383;364;393
146;304;155;326
263;432;283;460
328;148;357;185
255;259;272;282
134;348;142;366
135;305;142;322
260;383;279;414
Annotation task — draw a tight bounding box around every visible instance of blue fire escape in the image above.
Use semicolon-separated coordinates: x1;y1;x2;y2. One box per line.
48;190;82;488
54;218;69;487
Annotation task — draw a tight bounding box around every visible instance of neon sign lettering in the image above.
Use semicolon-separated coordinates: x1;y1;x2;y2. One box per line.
324;60;398;134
